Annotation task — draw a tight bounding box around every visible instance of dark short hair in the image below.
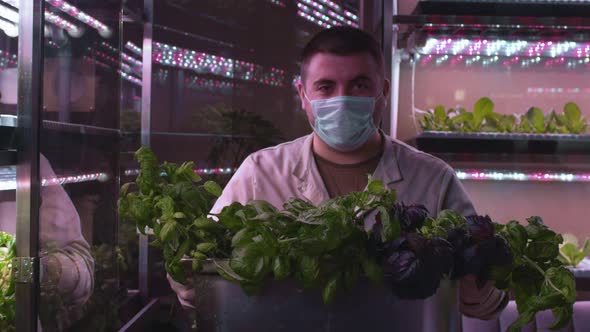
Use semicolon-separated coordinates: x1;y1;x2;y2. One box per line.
300;26;384;84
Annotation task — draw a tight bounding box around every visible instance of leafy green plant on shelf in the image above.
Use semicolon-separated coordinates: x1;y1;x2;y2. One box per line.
119;147;577;331
0;232;15;332
559;234;590;268
419;97;587;134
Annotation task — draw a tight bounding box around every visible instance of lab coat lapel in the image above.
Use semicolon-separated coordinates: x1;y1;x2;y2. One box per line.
372;134;404;188
292;135;330;204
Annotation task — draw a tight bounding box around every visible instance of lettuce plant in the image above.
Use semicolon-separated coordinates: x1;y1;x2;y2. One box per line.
0;232;15;332
420;98;587;135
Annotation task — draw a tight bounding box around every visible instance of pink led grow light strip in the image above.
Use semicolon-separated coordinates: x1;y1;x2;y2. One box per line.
456;170;590;183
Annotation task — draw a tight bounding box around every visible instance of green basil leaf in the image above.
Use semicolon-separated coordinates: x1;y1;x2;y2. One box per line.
155;196;175;218
196;242;216;253
322;274;341;303
173;239;191;263
204;180;223;197
504;221;528;255
525;240;559;262
368;179;386;195
229;243;266;281
120;182;133;196
272;256;291;281
213;259;248;282
550;306;573;330
216;202;246;231
299;256;320;289
193;217;221;231
379;206;400;242
232;228;256;248
546;267;576;303
135;147;160;193
160;220;177;242
175;161;200;183
192;258;203;272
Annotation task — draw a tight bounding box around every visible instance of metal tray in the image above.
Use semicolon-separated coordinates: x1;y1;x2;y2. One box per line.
188;260;460;332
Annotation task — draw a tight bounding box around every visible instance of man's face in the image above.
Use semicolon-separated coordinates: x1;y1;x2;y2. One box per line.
297;52;390;128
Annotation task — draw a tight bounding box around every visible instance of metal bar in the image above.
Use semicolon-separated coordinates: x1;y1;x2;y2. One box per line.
390;0;400;139
117;298;160;332
392;14;590;29
359;0;393;135
382;0;393;137
16;0;44;331
139;0;153;301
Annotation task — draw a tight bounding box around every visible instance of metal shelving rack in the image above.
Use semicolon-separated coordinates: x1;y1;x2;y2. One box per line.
392;0;590;169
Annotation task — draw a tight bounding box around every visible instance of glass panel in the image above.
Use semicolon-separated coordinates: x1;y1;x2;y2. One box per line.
38;1;124;331
0;0;19;330
148;0;363;186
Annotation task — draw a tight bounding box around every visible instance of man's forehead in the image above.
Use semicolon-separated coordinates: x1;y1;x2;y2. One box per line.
305;52;379;82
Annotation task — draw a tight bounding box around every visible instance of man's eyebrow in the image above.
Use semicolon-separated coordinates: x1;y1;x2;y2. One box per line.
350;74;372;82
312;79;335;86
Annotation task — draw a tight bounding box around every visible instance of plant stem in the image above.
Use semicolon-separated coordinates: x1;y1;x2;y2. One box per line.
522;255;565;297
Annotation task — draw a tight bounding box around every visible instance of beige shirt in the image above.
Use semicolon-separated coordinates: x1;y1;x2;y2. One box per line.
314;150;382;198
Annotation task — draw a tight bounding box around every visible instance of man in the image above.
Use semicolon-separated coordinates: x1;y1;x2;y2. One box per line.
170;26;506;322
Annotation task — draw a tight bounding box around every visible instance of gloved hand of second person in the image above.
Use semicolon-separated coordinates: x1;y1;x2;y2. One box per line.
459;274;508;320
167;273;196;310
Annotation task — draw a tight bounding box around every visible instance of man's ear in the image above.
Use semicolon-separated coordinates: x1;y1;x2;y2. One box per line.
382;78;391;101
297;82;306;109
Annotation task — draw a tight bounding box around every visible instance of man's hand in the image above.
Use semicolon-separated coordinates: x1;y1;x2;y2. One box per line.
460;274;507;320
167;273;196;310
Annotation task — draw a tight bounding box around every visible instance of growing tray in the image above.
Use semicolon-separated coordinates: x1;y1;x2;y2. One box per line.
414;131;590;155
186;260;460;332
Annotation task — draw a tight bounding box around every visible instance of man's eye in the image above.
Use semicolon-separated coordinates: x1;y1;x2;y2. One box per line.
318;86;331;92
355;82;369;89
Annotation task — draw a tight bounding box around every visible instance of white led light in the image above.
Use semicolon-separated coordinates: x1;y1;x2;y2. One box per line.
267;0;286;6
0;16;17;37
119;70;142;86
0;0;17;8
1;168;110;191
125;41;143;56
122;52;142;67
0;3;18;23
46;0;112;38
44;9;83;37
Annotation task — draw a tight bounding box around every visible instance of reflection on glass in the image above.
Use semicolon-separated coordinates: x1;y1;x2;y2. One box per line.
0;155;95;332
39;1;125;331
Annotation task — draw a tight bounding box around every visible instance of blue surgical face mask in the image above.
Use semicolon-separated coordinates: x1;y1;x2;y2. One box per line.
304;90;381;152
